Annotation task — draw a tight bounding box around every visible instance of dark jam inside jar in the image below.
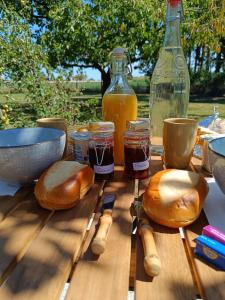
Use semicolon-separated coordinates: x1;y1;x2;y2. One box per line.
89;134;114;181
124;131;150;179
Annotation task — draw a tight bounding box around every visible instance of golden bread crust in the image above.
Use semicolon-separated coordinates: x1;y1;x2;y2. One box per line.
34;162;94;210
143;169;209;228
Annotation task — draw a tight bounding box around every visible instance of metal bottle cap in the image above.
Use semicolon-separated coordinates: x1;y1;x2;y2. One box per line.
111;47;133;77
112;47;127;57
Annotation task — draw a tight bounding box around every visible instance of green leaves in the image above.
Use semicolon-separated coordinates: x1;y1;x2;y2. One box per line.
0;7;77;126
183;0;225;49
0;0;224;98
0;104;10;129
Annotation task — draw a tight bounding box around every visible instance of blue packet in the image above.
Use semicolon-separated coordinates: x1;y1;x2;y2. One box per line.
198;115;215;128
195;235;225;271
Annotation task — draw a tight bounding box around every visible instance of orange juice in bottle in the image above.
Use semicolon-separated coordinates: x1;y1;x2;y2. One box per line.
102;48;137;165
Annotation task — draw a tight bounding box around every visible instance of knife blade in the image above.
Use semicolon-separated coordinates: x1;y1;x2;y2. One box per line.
133;179;161;277
91;193;116;255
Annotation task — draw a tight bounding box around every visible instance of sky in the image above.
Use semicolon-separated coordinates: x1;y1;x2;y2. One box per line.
79;65;144;80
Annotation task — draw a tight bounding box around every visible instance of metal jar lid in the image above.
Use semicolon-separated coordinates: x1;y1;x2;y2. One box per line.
89;121;115;133
124;130;150;138
126;119;150;131
70;131;90;141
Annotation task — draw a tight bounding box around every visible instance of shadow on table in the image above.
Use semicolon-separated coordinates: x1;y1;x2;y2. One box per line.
0;185;102;298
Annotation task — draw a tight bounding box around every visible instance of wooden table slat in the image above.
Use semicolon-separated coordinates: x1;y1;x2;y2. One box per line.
136;226;197;300
135;156;197;300
0;183;103;300
0;187;32;223
190;156;225;299
66;178;135;300
186;213;225;300
0;196;51;285
0;142;224;300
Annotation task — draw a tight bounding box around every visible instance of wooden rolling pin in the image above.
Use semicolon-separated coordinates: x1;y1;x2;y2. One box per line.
138;219;161;277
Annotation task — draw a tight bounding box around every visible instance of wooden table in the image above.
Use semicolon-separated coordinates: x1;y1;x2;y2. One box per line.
0;155;224;300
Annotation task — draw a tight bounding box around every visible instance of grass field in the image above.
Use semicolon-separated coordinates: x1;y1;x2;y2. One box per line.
137;95;225;121
1;93;225;120
0;78;225;126
0;94;225;121
1;94;225;122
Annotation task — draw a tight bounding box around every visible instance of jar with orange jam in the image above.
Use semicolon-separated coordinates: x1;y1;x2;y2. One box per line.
124;120;150;179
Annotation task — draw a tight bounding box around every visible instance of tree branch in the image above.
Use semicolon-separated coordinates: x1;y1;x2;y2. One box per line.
61;62;105;74
93;64;104;73
61;62;94;68
130;56;140;63
31;14;47;19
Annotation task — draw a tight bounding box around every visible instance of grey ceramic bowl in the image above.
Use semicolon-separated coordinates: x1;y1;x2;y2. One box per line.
0;127;66;185
209;136;225;195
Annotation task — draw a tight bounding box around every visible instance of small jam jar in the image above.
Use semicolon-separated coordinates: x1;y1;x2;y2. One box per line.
89;122;115;180
70;131;90;164
124;124;150;179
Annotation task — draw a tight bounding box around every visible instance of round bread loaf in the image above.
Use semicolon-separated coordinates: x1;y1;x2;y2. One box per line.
143;169;209;228
34;161;94;210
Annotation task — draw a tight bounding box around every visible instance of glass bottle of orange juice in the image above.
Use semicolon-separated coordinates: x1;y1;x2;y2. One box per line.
102;47;137;165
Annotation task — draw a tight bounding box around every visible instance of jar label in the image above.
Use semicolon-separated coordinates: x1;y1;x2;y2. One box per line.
74;144;83;161
74;142;89;164
133;159;149;171
94;163;114;174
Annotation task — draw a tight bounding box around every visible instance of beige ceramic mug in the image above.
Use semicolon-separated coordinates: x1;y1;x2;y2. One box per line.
37;117;68;157
163;118;198;169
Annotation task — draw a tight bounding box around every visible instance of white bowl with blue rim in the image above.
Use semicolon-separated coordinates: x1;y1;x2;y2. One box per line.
209;136;225;195
0;127;66;185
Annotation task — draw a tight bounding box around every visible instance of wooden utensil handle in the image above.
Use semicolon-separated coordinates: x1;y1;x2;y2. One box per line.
139;222;161;277
91;212;112;255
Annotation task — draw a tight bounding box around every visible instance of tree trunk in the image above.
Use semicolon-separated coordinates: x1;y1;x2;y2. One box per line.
101;68;111;97
215;38;225;73
215;52;222;73
188;49;192;71
194;46;200;73
199;46;204;71
205;47;210;72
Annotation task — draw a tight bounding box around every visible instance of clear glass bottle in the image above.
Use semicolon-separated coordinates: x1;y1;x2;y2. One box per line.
150;0;190;154
102;47;138;165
